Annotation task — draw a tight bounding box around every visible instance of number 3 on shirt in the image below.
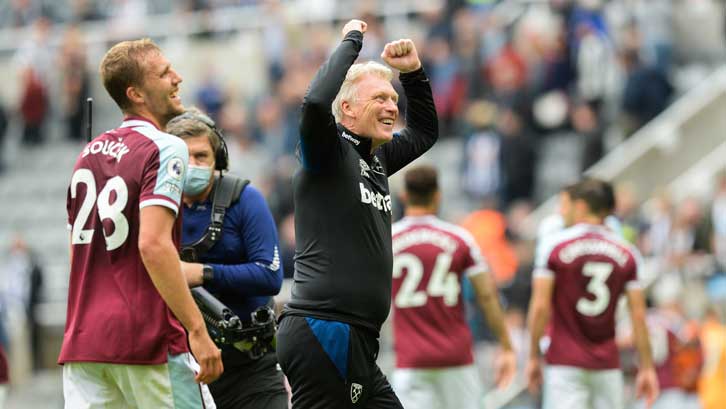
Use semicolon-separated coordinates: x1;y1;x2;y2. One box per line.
392;253;460;308
70;169;129;251
576;261;614;316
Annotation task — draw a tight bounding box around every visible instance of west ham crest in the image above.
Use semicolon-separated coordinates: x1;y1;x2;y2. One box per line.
350;382;363;404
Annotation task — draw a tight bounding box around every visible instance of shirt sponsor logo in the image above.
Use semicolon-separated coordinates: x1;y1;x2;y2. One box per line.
167;157;185;180
342;131;360;146
360;183;391;214
82;139;131;162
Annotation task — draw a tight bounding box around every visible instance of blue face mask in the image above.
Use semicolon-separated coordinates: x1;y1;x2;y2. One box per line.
184;164;213;196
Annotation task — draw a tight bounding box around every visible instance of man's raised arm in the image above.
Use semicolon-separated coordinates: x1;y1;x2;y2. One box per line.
379;39;438;175
299;19;366;171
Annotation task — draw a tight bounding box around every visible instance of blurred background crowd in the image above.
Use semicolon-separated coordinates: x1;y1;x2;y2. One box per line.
1;0;726;408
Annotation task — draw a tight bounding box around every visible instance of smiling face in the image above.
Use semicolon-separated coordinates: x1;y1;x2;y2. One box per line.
133;51;184;127
343;73;399;145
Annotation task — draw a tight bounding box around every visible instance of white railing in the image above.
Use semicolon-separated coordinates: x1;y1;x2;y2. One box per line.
523;64;726;238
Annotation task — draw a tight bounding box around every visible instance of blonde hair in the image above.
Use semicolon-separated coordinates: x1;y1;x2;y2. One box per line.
332;61;393;122
100;38;161;110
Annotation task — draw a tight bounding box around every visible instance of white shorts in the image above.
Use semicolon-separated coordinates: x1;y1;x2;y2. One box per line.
63;352;216;409
391;364;482;409
543;365;624;409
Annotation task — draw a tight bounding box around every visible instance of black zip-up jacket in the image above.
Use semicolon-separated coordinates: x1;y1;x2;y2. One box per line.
282;30;438;334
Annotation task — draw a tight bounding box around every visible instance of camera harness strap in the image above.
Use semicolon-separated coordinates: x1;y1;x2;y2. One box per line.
184;175;249;257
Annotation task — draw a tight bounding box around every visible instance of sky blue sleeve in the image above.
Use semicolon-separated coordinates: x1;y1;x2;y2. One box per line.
205;186;283;296
139;130;188;215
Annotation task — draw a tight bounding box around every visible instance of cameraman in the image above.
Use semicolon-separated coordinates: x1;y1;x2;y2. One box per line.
166;108;287;409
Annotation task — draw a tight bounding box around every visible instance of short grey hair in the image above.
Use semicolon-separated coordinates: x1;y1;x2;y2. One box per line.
332;61;394;122
165;107;221;155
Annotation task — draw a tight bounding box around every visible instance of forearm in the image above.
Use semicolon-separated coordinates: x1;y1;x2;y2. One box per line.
632;313;655;369
400;67;438;144
528;305;549;359
205;262;282;296
142;241;205;334
478;293;513;351
470;273;512;351
383;68;439;175
304;30;362;107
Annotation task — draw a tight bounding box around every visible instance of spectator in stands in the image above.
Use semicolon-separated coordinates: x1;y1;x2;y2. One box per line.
571;4;617;109
461;100;500;202
498;106;536;206
620;47;674;137
1;235;43;372
667;198;711;276
252;95;295;159
19;66;48;146
422;34;466;136
195;68;225;122
59;25;90;141
570;100;604;171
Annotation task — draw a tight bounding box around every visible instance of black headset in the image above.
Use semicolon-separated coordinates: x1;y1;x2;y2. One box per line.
170;110;229;171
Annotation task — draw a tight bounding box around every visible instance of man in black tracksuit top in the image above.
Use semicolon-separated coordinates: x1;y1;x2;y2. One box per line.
276;19;438;408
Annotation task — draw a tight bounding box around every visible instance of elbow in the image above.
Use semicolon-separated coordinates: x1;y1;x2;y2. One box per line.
264;268;283;296
431;116;440;140
528;303;550;325
269;272;283;296
302;95;331;117
138;234;165;263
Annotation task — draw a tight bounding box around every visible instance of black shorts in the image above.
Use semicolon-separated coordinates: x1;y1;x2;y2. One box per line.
276;315;403;409
208;350;288;409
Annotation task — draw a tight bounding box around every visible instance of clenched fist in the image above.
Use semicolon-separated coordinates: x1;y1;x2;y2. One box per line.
381;39;421;73
342;19;367;38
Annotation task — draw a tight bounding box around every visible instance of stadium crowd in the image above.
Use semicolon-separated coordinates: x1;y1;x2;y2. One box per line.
1;0;726;408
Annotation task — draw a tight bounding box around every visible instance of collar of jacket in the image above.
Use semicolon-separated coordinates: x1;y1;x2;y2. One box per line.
337;123;374;160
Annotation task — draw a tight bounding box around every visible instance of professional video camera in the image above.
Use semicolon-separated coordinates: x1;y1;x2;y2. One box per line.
191;287;276;359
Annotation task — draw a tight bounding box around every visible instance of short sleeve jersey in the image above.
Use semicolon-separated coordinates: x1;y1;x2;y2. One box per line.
59;117;190;365
534;223;642;369
391;215;489;368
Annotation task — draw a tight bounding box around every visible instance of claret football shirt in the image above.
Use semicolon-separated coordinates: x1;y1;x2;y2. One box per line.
59;117;190;365
535;223;642;369
391;215;489;368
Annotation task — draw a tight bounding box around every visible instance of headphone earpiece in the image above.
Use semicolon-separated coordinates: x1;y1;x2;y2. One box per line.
214;131;229;172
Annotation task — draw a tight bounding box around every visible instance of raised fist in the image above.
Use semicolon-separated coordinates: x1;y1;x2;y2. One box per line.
342;19;367;38
381;39;421;73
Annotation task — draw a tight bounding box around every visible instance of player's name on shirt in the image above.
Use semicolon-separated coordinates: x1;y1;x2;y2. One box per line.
392;227;459;254
558;238;630;267
82;138;131;162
